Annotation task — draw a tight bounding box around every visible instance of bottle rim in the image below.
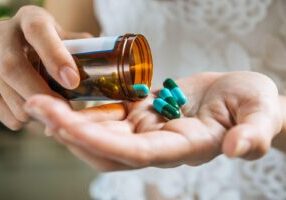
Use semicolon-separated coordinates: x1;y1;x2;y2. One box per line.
118;34;153;100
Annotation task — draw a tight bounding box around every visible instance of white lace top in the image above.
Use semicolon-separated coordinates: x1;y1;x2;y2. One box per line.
90;0;286;199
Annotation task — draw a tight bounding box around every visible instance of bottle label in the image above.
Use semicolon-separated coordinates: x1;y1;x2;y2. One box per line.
63;36;119;55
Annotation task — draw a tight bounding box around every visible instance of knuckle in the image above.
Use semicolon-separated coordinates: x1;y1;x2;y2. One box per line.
7;120;23;131
0;51;18;77
18;5;40;15
23;16;47;34
15;111;29;123
11;100;30;123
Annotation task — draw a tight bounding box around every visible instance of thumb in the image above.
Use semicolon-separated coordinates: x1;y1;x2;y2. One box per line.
222;103;282;160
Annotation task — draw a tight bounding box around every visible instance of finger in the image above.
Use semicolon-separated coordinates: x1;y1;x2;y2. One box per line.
223;114;274;160
61;31;93;40
67;145;131;171
222;100;280;160
23;95;175;167
0;96;23;131
45;127;131;171
60;119;215;168
25;95;86;131
25;95;224;168
19;7;80;89
81;103;127;121
58;128;130;171
0;50;57;99
26;96;130;133
0;78;29;122
25;96;218;167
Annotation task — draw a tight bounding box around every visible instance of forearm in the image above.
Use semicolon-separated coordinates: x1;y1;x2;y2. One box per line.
272;96;286;152
44;0;100;35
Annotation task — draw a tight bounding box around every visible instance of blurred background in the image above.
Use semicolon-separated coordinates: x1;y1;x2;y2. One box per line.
0;1;96;200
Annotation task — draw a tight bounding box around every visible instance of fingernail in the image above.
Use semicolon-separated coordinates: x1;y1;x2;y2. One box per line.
234;140;251;157
26;107;55;129
59;67;80;89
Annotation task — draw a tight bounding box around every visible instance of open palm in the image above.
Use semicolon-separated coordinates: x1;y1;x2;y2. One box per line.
25;71;283;171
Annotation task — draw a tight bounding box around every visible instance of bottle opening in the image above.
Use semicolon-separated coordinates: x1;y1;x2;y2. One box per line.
119;34;153;100
130;35;153;88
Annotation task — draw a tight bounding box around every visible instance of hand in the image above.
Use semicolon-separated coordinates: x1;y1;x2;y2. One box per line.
0;6;91;130
24;71;284;171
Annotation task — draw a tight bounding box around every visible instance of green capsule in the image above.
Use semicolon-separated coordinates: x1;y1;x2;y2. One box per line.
163;78;187;106
159;88;180;110
153;98;180;120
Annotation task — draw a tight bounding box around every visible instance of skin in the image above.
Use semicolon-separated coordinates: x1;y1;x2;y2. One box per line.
0;0;98;130
24;72;286;171
44;0;100;35
2;1;286;171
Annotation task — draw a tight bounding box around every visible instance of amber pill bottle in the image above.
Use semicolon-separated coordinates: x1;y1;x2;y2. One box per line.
33;34;153;101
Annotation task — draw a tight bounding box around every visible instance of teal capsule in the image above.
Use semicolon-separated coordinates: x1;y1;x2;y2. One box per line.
153;98;180;120
159;88;180;110
132;84;150;97
163;78;187;106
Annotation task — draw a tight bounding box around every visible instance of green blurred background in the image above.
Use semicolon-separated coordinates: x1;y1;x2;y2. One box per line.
0;0;43;18
0;1;96;200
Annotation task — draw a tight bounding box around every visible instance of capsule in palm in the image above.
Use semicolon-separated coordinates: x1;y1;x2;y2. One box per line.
163;78;187;106
159;88;180;110
153;98;180;120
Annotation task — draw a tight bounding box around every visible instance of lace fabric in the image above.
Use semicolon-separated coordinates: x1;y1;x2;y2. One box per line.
91;0;286;199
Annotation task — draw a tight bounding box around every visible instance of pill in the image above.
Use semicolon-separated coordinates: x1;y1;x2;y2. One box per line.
97;76;106;85
102;82;120;93
132;84;150;97
153;98;180;120
111;72;119;83
97;77;120;96
159;88;180;110
163;78;187;106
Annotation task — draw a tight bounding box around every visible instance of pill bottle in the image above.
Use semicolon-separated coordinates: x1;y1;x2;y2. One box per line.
32;34;153;101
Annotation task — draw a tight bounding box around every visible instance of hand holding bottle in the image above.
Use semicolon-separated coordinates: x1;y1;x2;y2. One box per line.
0;6;90;130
